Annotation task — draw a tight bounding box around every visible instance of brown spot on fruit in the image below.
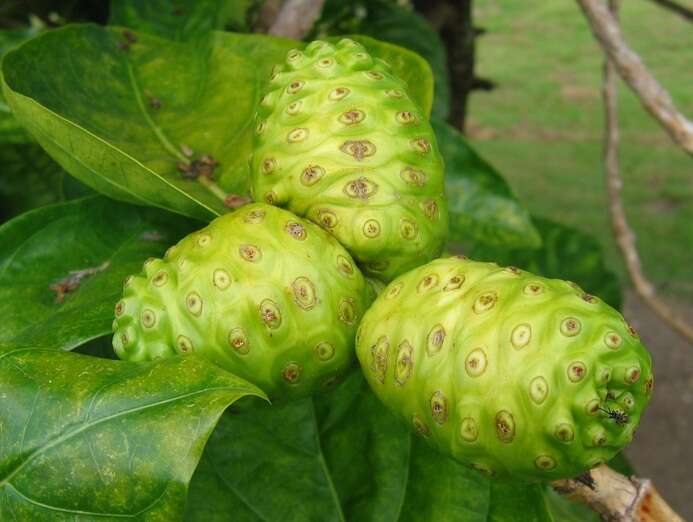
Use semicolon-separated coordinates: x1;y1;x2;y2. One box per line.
625;366;641;384
396;111;419;125
465;348;488;377
560;317;582;337
228;327;249;354
400;166;426;187
141;309;156;328
421;199;439;220
336;255;354;277
285;221;306;240
259;299;281;329
430;391;448;425
534;455;557;471
511;324;532;349
410;138;431;154
604;331;623;349
152;271;168;287
567;362;587;382
364;71;383;80
328;87;350;101
186;292;203;316
286;80;305;94
244;209;265;223
292;277;317;310
427;324;446;356
394;341;413;385
317;209;338;229
282;362;302;384
115;301;125;317
338;298;356;325
523;282;544;296
316;341;334;361
400;219;418;240
338;109;365;125
287;128;309;143
262;157;276;174
529;376;549;404
460;418;478;442
473;292;497;314
239;244;262;262
444;275;465;291
417;274;439;294
177;335;193;353
344;177;378;199
301;165;325;186
370;336;389;383
495;411;516;443
340;140;376;161
362;219;381;238
555;423;574;442
385;89;404;98
386;282;403;299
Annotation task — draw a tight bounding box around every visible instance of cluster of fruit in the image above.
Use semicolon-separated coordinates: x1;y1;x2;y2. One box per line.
112;39;652;481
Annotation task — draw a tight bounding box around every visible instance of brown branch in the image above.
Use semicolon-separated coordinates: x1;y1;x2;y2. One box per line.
648;0;693;23
577;0;693;155
553;465;684;521
601;0;693;344
267;0;325;39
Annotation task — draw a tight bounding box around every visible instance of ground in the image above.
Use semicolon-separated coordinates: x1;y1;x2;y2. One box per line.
469;2;692;518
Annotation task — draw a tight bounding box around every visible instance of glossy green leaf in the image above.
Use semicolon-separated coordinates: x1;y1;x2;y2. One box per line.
109;0;254;40
0;347;264;520
434;118;541;249
186;371;572;521
0;143;91;222
0;25;43;143
312;0;449;119
0;195;197;350
468;216;622;310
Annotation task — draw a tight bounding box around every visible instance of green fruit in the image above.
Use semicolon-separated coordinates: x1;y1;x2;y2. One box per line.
356;257;653;481
113;203;370;400
250;38;448;282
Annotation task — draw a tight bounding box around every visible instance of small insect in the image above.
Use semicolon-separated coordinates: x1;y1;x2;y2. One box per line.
598;407;629;425
148;96;162;110
49;261;110;303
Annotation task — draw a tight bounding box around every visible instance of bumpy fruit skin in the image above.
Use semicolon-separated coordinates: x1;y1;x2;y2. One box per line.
250;38;448;282
356;257;653;481
113;203;370;400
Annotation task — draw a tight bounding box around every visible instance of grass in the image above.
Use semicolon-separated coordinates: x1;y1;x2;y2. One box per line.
469;1;693;298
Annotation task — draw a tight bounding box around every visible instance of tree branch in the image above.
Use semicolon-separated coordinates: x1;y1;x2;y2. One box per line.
600;0;693;343
577;0;693;155
267;0;325;39
553;465;684;521
648;0;693;23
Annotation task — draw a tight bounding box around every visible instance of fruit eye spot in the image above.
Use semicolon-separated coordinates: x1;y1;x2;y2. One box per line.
286;101;302;115
255;120;267;134
286;80;305;94
511;324;532;349
286;49;302;62
465;348;488;377
412;414;430;437
338;109;366;125
228;327;249;354
152;271;168;287
529;376;549;404
317;57;334;67
443;275;465;291
555;423;574;442
586;399;601;415
625;366;641;384
285;221;306;240
362;219;381;238
292;276;317;310
287;128;309;143
426;324;446;356
534;455;557;471
259;299;282;329
213;269;231;290
604;331;623;349
385;89;404;98
473;292;497;314
261;157;276;174
460;418;478;442
316;341;335;361
400;166;427;187
336;255;354;277
370;335;389;383
421;199;439;220
410;137;431;154
340;139;376;160
239;244;262;262
177;335;193;353
523;282;544;296
567;362;587;382
386;282;403;299
430;391;448;425
300;164;325;186
394;341;413;385
338;298;356;325
317;209;338;228
396;111;419;125
400;219;418;240
495;411;516;443
560;317;582;337
417;274;439;293
282;362;302;384
328;87;350;101
186;292;203;316
141;309;156;328
344;177;378;199
364;71;383;80
115;301;125;317
244;209;266;223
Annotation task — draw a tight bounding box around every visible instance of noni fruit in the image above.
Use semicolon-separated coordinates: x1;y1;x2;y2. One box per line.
113;203;370;400
250;38;448;282
356;257;653;481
